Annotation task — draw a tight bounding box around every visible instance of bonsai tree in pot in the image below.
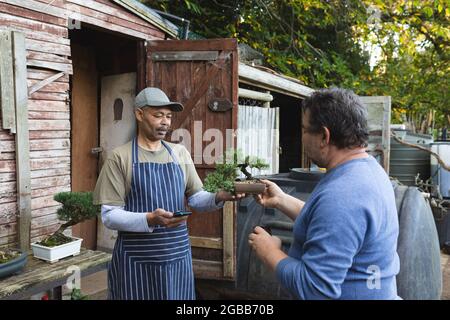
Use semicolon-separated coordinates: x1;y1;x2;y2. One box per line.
203;149;269;194
32;192;100;263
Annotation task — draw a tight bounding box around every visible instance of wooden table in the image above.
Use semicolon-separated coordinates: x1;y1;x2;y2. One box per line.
0;249;111;300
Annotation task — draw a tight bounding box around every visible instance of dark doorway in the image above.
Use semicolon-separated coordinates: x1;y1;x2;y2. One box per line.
69;24;139;249
272;92;303;173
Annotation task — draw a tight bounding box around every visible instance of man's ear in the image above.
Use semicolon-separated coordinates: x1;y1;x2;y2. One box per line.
135;108;143;122
321;127;331;146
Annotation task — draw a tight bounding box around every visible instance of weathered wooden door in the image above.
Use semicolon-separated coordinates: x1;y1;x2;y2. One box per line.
145;39;238;280
96;72;137;252
71;43;99;249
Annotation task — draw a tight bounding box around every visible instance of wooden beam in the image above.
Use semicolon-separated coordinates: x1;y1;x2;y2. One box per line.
1;0;71;19
192;259;223;279
0;1;66;26
239;63;314;99
68;0;162;30
189;236;223;249
27;51;72;64
28;72;65;95
27;60;72;74
13;32;32;251
0;12;68;38
148;39;238;51
273;107;280;173
25;39;71;57
0;31;16;133
382;97;391;174
222;201;235;278
0;26;70;46
238;87;273;102
151;51;219;61
137;40;146;92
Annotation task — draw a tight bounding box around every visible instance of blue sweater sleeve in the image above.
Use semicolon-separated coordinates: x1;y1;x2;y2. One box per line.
275;198;368;299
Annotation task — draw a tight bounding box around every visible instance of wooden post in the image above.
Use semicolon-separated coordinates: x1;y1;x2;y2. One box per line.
222;201;234;278
237;88;273;102
0;30;16;134
382;96;391;174
13;31;32;251
273;107;280;173
262;90;270;108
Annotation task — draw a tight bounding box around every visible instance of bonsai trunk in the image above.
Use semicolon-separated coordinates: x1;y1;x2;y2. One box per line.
54;220;79;236
40;220;80;247
238;164;253;180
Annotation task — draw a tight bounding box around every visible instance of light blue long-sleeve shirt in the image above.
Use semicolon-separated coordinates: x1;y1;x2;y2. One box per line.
276;156;400;300
101;190;223;233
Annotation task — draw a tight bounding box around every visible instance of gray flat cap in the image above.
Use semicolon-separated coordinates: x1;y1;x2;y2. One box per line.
135;87;184;112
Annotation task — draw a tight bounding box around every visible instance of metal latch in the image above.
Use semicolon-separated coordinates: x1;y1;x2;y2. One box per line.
91;147;103;154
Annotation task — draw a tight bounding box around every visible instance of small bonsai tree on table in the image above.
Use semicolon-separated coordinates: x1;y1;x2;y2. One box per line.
39;192;100;247
203;150;269;194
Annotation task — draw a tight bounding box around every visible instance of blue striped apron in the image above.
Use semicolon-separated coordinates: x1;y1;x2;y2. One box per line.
108;138;195;300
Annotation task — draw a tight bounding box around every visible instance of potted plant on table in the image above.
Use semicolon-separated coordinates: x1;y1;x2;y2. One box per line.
203;150;269;194
31;192;100;263
0;248;27;279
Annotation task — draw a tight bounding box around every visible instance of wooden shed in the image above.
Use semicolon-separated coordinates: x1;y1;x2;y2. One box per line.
0;0;178;252
0;0;391;287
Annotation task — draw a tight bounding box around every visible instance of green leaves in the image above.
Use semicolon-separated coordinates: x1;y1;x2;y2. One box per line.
203;163;238;193
68;288;89;300
143;0;449;130
53;192;100;233
203;149;269;193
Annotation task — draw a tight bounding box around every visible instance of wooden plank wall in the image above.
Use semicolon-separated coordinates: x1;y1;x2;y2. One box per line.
0;0;166;248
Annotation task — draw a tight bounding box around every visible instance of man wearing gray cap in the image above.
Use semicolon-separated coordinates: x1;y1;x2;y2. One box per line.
94;87;242;300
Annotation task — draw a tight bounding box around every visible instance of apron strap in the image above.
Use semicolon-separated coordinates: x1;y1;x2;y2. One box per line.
161;140;181;165
131;137;139;164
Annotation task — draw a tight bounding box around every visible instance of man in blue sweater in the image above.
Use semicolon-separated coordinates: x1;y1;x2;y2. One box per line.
249;88;400;299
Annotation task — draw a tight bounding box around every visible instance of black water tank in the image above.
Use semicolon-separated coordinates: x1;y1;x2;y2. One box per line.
196;172;442;299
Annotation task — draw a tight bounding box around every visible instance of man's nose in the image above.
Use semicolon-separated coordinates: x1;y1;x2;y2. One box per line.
161;116;170;125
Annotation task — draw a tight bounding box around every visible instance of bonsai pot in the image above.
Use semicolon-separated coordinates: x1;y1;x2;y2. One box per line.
31;237;83;263
234;180;266;194
0;249;27;279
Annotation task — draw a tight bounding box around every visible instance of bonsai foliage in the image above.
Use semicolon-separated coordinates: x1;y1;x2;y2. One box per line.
0;249;20;264
203;149;269;193
39;192;100;247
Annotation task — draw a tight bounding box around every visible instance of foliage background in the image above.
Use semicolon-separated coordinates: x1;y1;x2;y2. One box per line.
143;0;449;135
